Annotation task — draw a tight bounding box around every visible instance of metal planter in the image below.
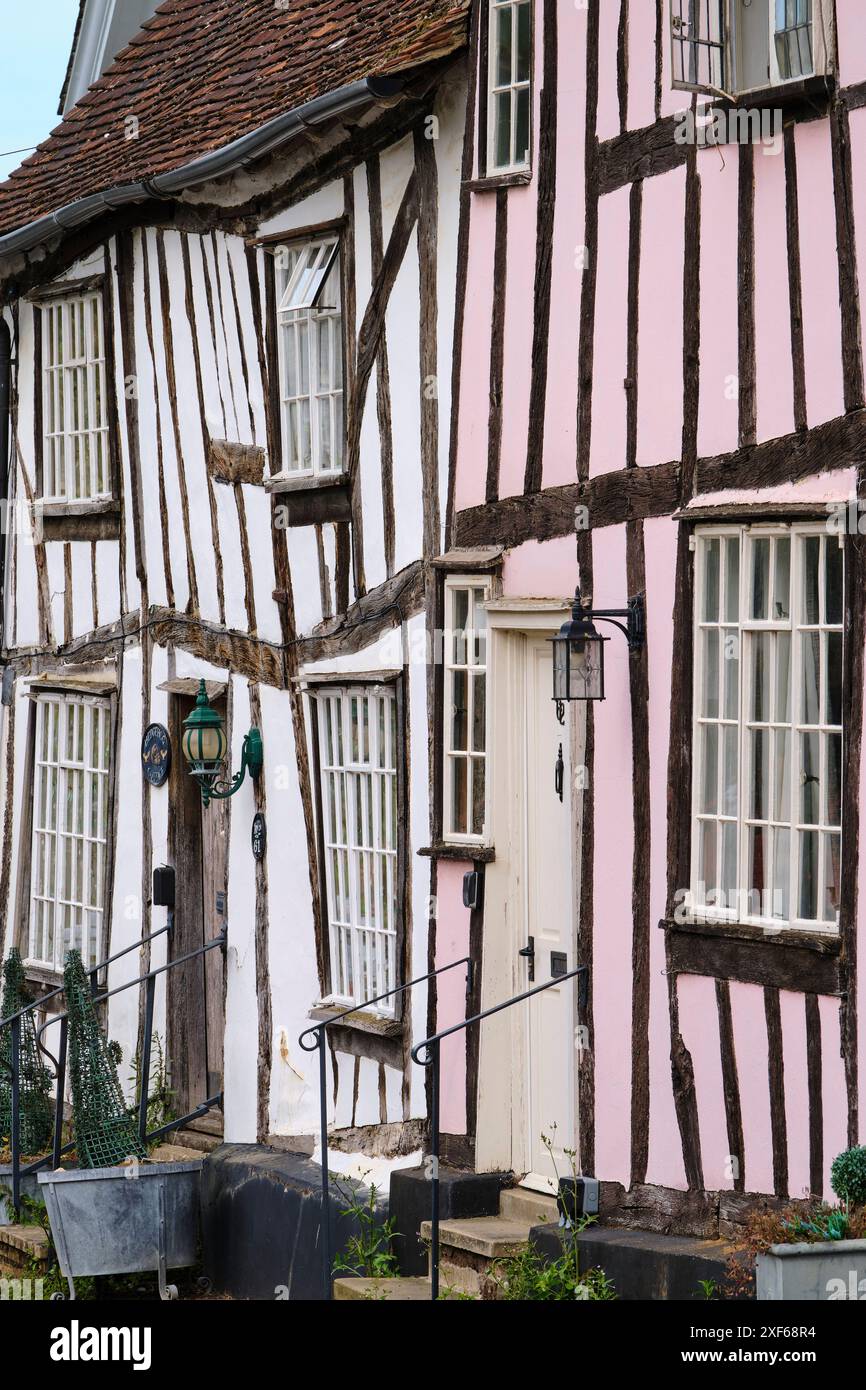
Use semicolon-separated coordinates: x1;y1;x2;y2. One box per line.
757;1239;866;1300
0;1166;40;1225
39;1160;202;1300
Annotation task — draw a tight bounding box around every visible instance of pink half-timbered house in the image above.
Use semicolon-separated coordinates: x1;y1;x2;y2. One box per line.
433;0;866;1238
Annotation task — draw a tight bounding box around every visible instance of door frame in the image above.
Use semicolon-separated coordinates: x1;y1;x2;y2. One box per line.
474;598;584;1176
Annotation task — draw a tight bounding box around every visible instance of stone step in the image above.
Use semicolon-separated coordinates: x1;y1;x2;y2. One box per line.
150;1143;203;1164
184;1110;224;1138
0;1223;51;1276
334;1276;432;1301
168;1128;221;1154
420;1214;531;1260
499;1187;560;1226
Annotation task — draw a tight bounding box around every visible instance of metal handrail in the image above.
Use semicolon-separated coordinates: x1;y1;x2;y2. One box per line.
412;964;589;1301
298;955;474;1301
1;921;226;1216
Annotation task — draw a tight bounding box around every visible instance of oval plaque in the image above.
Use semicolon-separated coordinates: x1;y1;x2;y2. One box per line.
252;812;267;861
141;723;171;788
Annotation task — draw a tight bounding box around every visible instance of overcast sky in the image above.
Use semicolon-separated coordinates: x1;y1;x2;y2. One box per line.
0;4;81;182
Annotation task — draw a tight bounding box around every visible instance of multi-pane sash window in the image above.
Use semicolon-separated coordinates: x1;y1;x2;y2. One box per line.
444;580;489;842
692;527;843;932
317;686;398;1011
487;0;532;173
29;696;111;972
671;0;726;91
774;0;813;80
41;292;111;502
276;238;344;477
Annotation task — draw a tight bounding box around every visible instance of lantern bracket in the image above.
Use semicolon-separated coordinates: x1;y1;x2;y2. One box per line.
200;728;264;808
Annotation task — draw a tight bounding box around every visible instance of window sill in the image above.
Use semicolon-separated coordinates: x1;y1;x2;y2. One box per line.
264;472;351;526
308;1003;402;1039
418;841;495;864
34;499;121;543
709;72;833;118
464;170;532;194
662;917;842;997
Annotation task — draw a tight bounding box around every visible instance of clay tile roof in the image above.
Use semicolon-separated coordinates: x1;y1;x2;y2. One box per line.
0;0;470;237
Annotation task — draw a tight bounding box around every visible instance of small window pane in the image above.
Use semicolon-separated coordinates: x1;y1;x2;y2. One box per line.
826;541;843;625
725;538;740;622
802;536;820;624
799;830;819;920
704;539;720;621
774;538;791;620
751;539;770;620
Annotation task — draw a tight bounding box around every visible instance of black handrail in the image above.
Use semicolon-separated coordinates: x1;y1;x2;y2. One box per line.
0;921;226;1216
298;955;474;1301
412;965;589;1302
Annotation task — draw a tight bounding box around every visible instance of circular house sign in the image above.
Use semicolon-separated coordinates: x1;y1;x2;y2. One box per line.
141;723;171;788
251;812;267;861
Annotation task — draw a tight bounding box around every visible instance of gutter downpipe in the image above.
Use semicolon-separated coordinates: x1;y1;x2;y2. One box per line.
0;76;405;260
0;314;11;760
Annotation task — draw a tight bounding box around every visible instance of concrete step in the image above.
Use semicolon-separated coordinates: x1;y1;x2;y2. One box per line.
334;1276;432;1301
499;1188;560;1225
420;1214;531;1259
185;1110;224;1138
0;1223;51;1276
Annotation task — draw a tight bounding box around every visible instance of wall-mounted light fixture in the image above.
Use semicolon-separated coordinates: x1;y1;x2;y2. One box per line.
181;680;263;807
550;588;645;717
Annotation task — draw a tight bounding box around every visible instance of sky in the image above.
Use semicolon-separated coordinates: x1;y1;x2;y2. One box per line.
0;4;81;182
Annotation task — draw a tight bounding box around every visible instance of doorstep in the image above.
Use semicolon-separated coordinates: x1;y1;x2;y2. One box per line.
532;1223;742;1301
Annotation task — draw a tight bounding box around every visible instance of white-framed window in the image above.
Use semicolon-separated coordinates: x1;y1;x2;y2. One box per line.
28;695;111;973
443;579;490;843
275;237;344;478
40;291;111;503
316;685;398;1011
487;0;532;174
691;524;843;933
671;0;823;96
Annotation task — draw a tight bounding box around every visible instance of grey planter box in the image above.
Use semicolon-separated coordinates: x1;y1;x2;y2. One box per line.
0;1166;41;1225
39;1160;202;1301
757;1239;866;1301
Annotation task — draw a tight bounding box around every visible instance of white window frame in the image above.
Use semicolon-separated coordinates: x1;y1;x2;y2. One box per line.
274;236;344;480
443;577;491;845
39;290;111;504
315;684;399;1015
28;694;111;974
486;0;533;175
690;523;844;935
671;0;827;97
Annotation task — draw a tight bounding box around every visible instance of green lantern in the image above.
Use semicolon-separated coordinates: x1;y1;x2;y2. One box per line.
181;680;263;808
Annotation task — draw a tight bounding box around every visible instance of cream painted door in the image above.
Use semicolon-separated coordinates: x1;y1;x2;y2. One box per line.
522;637;576;1193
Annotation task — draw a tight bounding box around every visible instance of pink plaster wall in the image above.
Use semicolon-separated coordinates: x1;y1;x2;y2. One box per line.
729;983;775;1195
586;525;633;1187
589;187;630;477
697;149;740;458
626;0;658;132
818;996;848;1199
846;108;866;404
644;517;687;1190
596;0;622;142
453;194;496;513
780;990;811;1201
754;137;796;442
835;1;866;88
497;182;537;499
540;0;586;489
794;121;845;429
636;166;686;466
677;976;731;1190
434;859;474;1136
501;535;578;597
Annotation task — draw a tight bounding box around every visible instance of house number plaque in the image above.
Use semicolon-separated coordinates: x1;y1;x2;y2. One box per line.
251;813;267;861
141;724;171;788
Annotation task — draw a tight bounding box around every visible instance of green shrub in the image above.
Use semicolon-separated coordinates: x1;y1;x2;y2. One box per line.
831;1146;866;1207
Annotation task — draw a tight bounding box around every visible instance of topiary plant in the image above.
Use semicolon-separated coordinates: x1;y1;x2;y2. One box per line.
831;1146;866;1207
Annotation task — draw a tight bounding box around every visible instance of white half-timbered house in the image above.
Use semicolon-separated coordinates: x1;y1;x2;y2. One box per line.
0;0;471;1240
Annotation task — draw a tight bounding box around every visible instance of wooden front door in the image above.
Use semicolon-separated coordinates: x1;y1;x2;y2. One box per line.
168;694;228;1118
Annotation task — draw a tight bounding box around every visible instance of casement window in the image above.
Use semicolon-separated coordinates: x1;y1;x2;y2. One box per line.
692;525;843;933
443;579;489;843
671;0;828;96
316;685;399;1011
39;291;111;503
28;695;111;973
486;0;532;174
275;237;344;477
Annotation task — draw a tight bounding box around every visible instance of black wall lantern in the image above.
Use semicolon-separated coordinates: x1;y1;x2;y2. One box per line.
551;588;645;719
